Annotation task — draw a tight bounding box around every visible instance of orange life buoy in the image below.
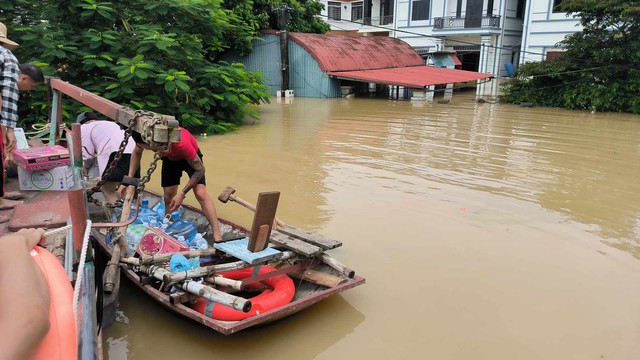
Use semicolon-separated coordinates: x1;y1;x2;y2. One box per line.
192;265;295;321
30;246;77;360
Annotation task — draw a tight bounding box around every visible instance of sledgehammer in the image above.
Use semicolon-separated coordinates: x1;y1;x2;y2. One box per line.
218;186;352;278
218;186;343;251
218;186;285;227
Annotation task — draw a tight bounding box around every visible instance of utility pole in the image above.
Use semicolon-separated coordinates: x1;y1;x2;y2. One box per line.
278;4;292;94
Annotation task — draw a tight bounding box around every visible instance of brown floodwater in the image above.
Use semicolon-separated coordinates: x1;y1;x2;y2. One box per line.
105;92;640;359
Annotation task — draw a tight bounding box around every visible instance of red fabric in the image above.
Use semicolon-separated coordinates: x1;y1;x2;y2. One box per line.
162;127;198;161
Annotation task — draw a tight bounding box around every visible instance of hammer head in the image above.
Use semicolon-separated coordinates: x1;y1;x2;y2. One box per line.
218;186;236;203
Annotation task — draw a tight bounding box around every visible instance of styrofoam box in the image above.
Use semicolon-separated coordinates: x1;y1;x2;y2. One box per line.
17;165;75;191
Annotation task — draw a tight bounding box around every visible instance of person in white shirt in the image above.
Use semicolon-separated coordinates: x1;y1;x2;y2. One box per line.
79;112;139;204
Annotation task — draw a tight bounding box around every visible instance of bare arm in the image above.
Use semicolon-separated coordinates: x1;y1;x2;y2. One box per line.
0;229;50;360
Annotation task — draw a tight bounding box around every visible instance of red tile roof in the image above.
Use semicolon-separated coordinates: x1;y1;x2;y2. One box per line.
288;33;425;72
328;66;492;88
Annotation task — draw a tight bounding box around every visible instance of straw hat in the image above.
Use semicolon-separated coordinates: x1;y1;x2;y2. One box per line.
0;22;19;51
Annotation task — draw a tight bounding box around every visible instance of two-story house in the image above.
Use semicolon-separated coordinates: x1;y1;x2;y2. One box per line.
320;0;582;97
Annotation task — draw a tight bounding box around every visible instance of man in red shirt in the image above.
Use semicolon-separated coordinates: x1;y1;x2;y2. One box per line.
119;127;222;242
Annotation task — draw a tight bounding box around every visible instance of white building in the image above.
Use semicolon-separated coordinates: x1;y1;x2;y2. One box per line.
319;0;582;97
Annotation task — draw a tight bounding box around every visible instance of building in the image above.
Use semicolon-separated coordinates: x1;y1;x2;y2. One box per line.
223;31;492;99
319;0;582;96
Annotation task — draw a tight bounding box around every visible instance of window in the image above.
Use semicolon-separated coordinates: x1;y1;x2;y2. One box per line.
487;0;494;16
411;0;429;21
552;0;564;13
352;2;363;21
456;0;462;18
328;2;342;20
516;0;525;18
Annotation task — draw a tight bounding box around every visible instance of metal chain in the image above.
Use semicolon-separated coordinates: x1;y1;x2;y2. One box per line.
87;114;138;206
87;109;167;207
136;150;163;193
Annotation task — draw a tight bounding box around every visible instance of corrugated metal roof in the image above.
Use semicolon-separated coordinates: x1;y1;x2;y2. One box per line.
327;66;493;88
288;33;425;72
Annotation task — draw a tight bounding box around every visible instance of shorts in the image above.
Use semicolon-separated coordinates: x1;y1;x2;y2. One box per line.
104;153;140;182
160;149;206;188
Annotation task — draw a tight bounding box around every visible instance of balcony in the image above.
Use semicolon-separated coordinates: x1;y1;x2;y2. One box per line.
433;15;500;30
359;15;394;26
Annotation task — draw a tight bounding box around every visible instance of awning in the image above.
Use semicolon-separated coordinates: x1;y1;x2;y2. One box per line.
327;66;493;89
450;53;462;66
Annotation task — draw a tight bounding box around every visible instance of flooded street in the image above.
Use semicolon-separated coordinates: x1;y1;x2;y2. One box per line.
106;92;640;359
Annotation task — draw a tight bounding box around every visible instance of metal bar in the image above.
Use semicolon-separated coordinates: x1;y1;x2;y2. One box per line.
49;79;180;144
49;90;60;145
240;262;309;287
68;125;88;253
79;262;98;360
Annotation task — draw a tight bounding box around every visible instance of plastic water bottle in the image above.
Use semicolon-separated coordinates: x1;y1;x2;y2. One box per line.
177;205;186;218
165;211;198;242
131;199;160;225
189;233;208;250
176;235;189;247
126;223;148;253
152;201;166;219
166;220;198;243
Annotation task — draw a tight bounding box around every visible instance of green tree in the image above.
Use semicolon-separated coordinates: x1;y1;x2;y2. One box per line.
2;0;271;134
225;0;329;34
500;0;640;114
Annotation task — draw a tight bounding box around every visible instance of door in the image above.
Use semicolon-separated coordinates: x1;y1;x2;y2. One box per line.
465;0;483;28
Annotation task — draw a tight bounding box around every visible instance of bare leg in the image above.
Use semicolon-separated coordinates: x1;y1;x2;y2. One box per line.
100;181;119;205
193;184;222;241
163;185;178;213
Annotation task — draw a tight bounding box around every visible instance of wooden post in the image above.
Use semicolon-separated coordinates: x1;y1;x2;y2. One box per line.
319;253;355;278
104;186;135;293
288;269;348;288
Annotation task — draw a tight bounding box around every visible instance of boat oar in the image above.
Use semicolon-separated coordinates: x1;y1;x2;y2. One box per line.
143;266;251;313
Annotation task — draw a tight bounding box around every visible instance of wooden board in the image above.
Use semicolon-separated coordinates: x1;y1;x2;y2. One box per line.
276;224;342;250
270;232;323;257
248;191;280;252
8;193;70;231
213;238;282;264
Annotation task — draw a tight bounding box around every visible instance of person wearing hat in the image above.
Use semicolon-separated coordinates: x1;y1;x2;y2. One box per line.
79;112;140;204
0;22;45;216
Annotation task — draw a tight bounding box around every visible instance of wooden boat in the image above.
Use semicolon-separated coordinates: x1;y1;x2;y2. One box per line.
88;189;365;335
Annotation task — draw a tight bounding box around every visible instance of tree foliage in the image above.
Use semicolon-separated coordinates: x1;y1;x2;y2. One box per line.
1;0;328;134
500;0;640;114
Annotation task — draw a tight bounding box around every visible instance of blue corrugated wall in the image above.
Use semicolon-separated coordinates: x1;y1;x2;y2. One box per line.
288;40;341;98
223;34;341;98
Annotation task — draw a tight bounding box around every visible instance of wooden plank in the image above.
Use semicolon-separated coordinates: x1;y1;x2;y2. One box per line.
213;238;283;264
270;232;323;257
248;191;280;252
276;224;342;250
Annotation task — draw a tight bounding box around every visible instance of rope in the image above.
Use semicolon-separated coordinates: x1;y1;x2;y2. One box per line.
43;225;73;237
72;220;93;323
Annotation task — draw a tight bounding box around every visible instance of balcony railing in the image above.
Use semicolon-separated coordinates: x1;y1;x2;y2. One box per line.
433;15;500;30
359;15;394;26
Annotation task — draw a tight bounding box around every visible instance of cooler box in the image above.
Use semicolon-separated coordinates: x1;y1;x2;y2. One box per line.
137;228;189;256
14;145;70;172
